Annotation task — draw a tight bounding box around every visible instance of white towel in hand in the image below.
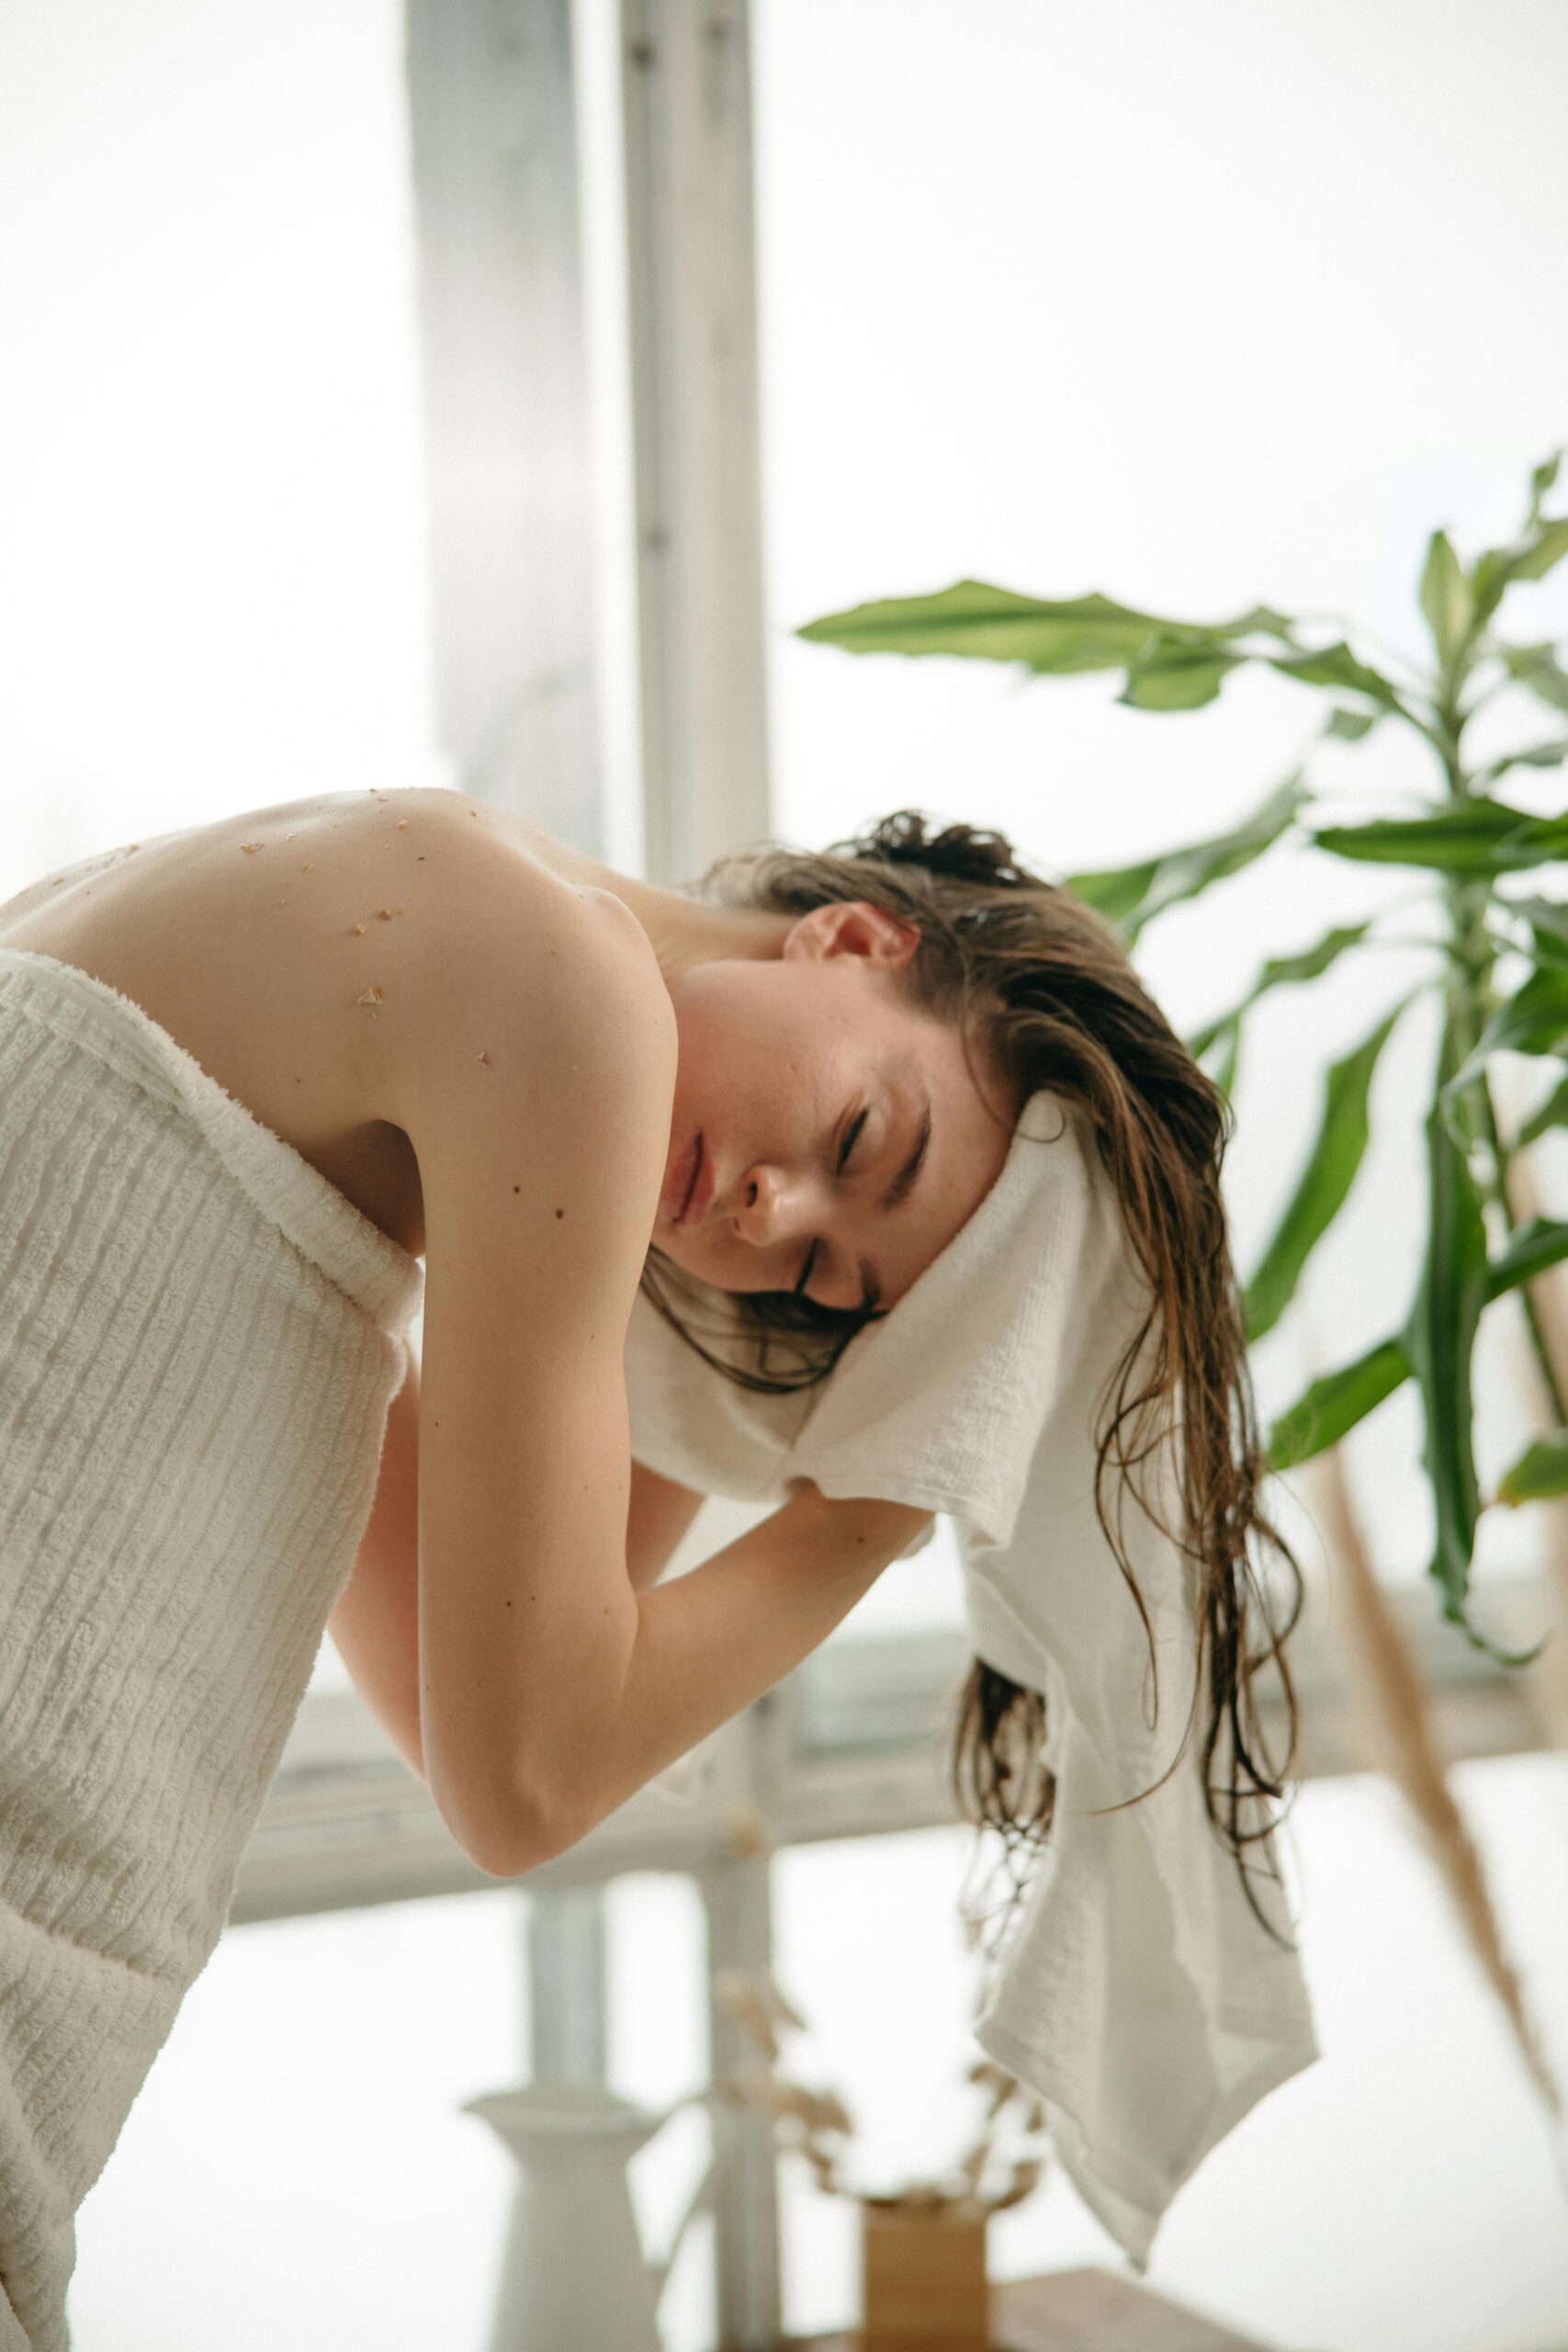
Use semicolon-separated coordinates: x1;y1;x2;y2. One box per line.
625;1089;1319;2269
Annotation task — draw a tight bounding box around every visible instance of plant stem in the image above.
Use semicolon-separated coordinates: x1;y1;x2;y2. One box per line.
1476;1075;1568;1428
1435;649;1568;1430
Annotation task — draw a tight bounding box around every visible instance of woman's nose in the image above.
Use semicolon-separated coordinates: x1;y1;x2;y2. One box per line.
733;1162;818;1247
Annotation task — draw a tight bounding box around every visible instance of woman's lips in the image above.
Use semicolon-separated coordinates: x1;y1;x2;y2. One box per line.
662;1132;713;1227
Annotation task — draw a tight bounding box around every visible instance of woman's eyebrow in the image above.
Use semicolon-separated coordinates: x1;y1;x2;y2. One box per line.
878;1083;933;1214
855;1082;933;1306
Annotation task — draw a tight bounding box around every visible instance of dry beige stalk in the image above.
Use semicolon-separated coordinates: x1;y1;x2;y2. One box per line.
1304;1434;1562;2123
1495;1133;1568;1750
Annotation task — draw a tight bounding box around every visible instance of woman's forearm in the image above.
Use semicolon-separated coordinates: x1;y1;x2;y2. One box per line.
548;1485;932;1852
328;1338;425;1782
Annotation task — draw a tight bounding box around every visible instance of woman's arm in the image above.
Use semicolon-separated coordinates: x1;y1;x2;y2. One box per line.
543;1484;932;1858
327;1335;425;1781
333;1408;923;1863
326;1346;703;1783
626;1458;706;1591
386;841;915;1873
402;862;671;1875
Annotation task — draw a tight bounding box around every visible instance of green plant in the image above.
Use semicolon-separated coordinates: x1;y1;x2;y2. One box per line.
797;454;1568;1668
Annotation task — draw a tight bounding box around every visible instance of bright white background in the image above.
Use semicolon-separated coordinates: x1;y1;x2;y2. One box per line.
1;2;1566;2346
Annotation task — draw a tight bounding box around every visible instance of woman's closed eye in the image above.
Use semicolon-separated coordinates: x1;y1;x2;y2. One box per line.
793;1105;869;1299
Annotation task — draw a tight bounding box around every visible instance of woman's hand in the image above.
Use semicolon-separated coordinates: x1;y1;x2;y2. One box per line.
536;1482;934;1859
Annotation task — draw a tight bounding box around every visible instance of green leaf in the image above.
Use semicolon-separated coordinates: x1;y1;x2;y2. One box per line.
1310;796;1568;876
1470;549;1511;632
1118;636;1244;711
1496;893;1568;973
1325;706;1380;741
1483;1214;1568;1295
1476;739;1568;786
1228;605;1300;640
1508;515;1568;585
1252;921;1377;997
793;581;1295;676
1419;529;1475;668
797;582;1156;669
1527;450;1562;531
1128;772;1309;942
1443;965;1568;1099
1439;1589;1551;1668
1264;1337;1410;1471
1498;641;1568;716
1064;771;1308;944
1210;1020;1241;1099
1186;920;1374;1061
1265;1216;1568;1467
1401;1023;1489;1614
1243;997;1410;1341
1529;922;1568;974
1459;453;1563;624
1188;1012;1243;1098
1185;1009;1231;1059
1495;1430;1568;1506
1265;640;1405;712
1519;894;1568;947
1063;855;1163;928
1263;1214;1568;1469
1467;489;1568;631
1515;1070;1568;1145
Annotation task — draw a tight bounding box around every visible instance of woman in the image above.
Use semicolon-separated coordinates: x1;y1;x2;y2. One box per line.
0;783;1300;2339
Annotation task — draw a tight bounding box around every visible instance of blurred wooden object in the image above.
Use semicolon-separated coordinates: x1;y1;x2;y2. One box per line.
778;2262;1282;2349
860;2198;989;2348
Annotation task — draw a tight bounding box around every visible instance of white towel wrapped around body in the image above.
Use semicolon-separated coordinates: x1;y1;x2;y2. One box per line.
626;1088;1320;2270
0;949;423;2349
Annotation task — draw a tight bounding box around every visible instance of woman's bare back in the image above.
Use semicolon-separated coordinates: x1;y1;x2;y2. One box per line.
0;786;594;1259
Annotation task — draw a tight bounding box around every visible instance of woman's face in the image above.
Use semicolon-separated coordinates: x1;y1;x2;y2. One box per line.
653;899;1017;1312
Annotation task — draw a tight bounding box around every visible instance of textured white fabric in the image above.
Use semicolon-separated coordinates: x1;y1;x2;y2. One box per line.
626;1089;1319;2270
0;949;423;2349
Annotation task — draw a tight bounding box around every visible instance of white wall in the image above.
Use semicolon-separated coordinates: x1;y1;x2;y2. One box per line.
0;0;443;895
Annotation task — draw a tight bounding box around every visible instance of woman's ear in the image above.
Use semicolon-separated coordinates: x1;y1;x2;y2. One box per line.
784;899;921;967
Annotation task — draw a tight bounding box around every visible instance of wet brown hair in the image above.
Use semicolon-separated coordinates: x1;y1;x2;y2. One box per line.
637;809;1305;1959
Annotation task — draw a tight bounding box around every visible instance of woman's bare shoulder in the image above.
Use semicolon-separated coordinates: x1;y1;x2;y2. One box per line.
383;797;673;1134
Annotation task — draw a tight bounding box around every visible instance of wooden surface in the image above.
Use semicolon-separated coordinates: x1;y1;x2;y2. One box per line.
776;2265;1283;2351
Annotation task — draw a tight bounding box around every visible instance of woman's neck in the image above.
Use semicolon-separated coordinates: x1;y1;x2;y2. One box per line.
503;812;792;982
